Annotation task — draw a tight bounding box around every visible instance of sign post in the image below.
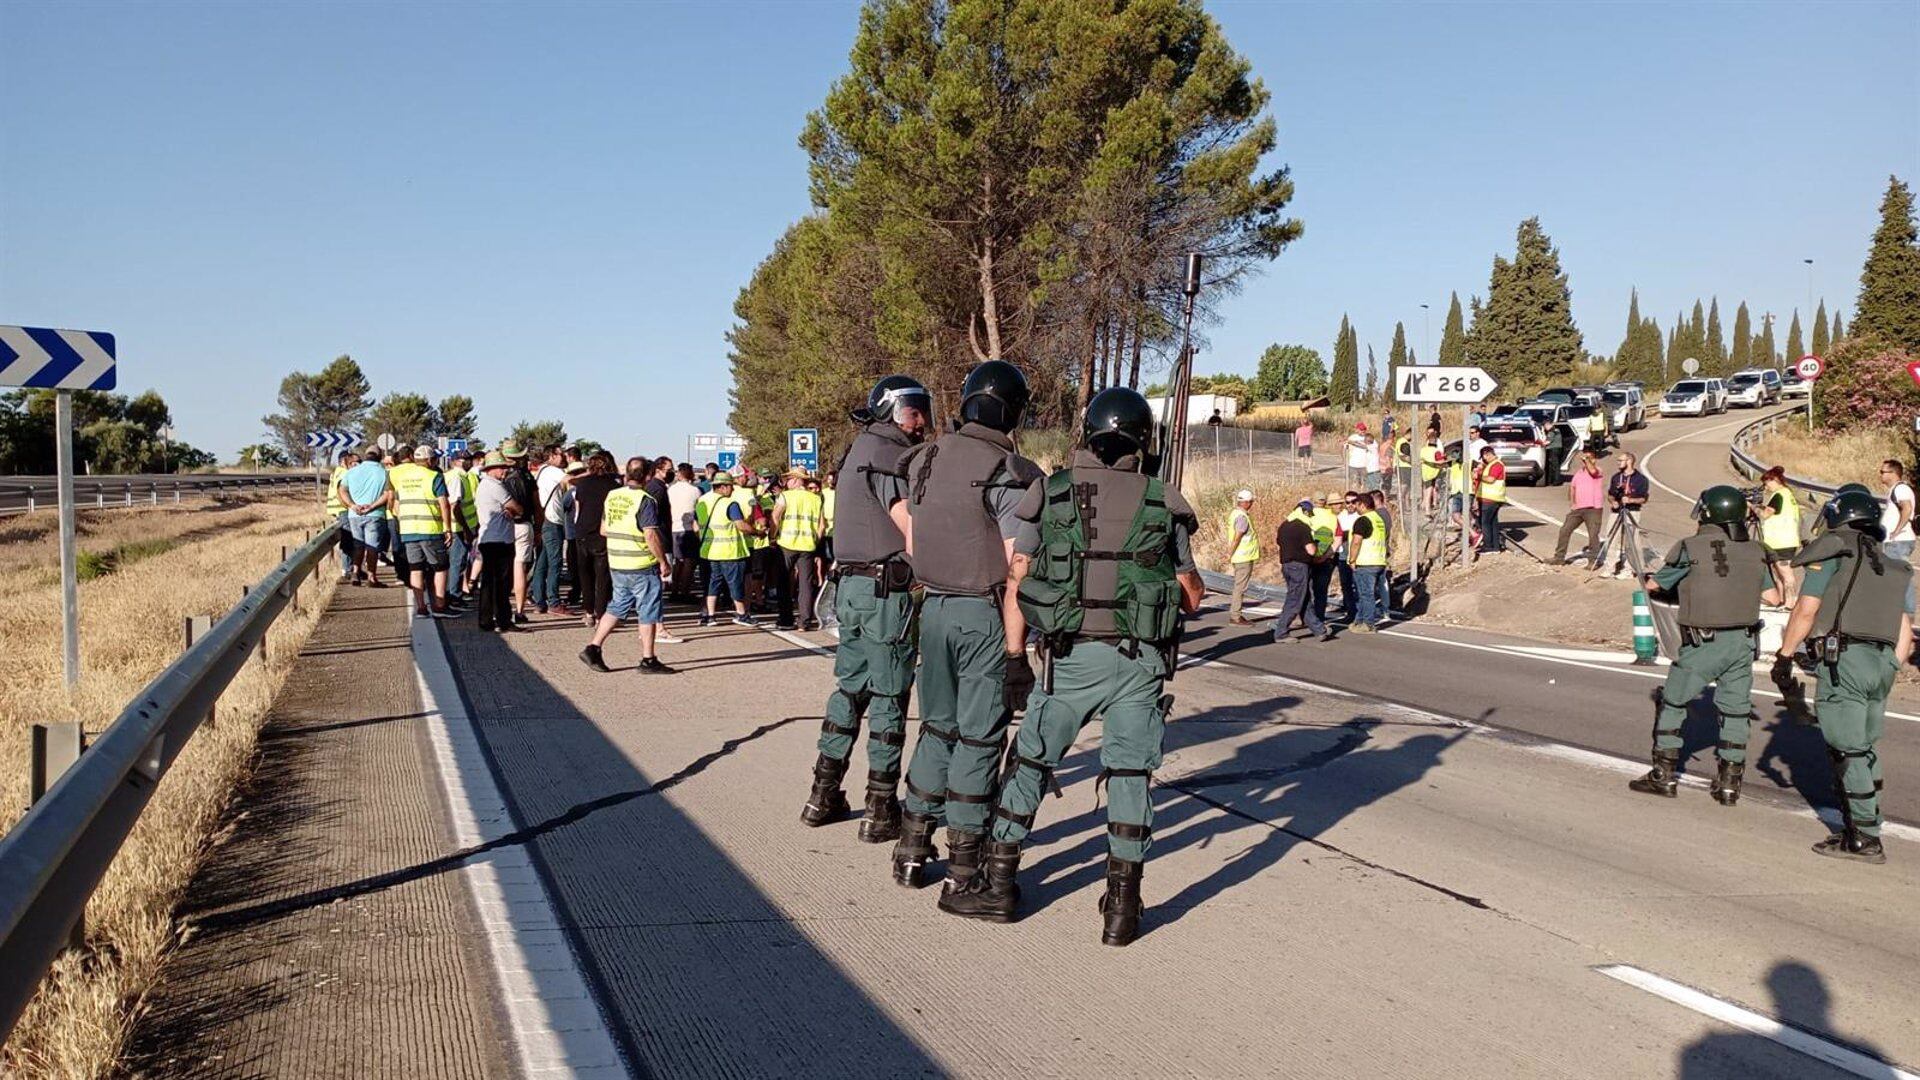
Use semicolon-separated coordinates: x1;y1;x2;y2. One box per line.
1394;364;1498;577
306;430;365;508
788;428;820;473
1797;355;1824;433
0;326;118;689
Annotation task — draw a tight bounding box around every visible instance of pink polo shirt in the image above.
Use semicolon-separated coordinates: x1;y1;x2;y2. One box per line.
1570;467;1606;510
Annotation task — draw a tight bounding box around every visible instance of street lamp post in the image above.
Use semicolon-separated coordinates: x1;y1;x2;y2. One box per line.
1420;303;1431;362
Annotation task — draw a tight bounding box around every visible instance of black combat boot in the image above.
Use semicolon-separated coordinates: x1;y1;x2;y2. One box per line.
940;830;983;898
799;756;851;827
857;773;903;844
1627;750;1680;798
1812;828;1887;864
891;811;940;888
1711;759;1744;806
939;840;1021;922
1097;857;1145;947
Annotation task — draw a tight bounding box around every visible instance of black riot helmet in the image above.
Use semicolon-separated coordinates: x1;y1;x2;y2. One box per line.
1083;388;1156;468
1692;484;1751;541
1824;489;1886;540
857;374;931;425
958;361;1030;433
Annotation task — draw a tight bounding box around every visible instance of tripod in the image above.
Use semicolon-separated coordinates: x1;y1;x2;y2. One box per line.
1590;508;1651;577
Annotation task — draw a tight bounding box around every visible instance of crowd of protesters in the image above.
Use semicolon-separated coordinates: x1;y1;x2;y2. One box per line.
325;441;837;676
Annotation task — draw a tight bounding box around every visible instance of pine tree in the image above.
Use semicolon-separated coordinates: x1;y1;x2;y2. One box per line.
1438;292;1467;366
1785;312;1804;365
1329;314;1360;408
1706;298;1726;371
1812;300;1830;357
1852;175;1920;350
1467;217;1583;390
1730;302;1752;370
1363;345;1380;404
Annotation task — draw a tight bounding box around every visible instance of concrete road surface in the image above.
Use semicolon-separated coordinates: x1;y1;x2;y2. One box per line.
424;603;1919;1079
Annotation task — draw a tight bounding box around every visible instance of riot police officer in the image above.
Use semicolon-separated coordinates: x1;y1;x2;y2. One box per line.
940;388;1204;947
1776;490;1915;863
800;375;932;842
892;361;1045;895
1630;485;1772;804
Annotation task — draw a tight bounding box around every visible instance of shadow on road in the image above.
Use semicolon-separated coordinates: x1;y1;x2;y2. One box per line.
1678;961;1908;1079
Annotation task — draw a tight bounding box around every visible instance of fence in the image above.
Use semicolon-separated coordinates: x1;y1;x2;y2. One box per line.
0;475;312;517
1727;402;1840;501
0;524;341;1041
1183;423;1341;490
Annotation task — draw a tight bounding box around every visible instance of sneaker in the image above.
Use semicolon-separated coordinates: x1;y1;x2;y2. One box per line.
1319;628;1337;641
775;622;798;631
513;611;529;625
1351;623;1376;634
579;645;612;673
804;619;821;631
698;615;714;628
638;656;677;675
536;603;548;615
550;603;571;617
428;606;459;619
655;629;686;644
733;615;759;627
368;578;387;589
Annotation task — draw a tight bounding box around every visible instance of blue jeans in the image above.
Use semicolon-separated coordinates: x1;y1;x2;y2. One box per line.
532;522;565;606
447;534;469;596
1354;565;1387;627
1884;540;1914;613
608;569;663;624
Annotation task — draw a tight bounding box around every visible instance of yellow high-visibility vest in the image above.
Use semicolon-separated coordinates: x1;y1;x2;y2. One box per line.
1448;460;1464;493
1355;510;1389;567
1761;489;1802;549
1227;507;1260;564
1308;507;1339;553
445;468;478;531
390;462;447;537
604;486;660;571
822;488;836;537
326;465;349;514
777;489;823;552
1478;463;1508;504
1420;444;1444;483
1588;411;1607;436
703;495;748;561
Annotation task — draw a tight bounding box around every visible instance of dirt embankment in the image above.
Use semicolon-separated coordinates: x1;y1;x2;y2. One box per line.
1423;556;1641;647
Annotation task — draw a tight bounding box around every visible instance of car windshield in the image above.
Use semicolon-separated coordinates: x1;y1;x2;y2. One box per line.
1670;381;1706;395
1566;404;1595;418
1603;391;1628;405
1730;374;1760;386
1481;424;1535;443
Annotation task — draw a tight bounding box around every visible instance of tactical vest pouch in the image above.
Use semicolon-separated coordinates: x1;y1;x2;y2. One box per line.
1016;471;1176;644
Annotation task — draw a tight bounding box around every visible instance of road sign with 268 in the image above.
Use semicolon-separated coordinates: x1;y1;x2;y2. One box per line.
1394;365;1498;404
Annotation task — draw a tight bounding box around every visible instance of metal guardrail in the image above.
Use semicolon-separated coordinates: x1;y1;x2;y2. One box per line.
1727;402;1841;500
0;475;311;517
0;523;340;1042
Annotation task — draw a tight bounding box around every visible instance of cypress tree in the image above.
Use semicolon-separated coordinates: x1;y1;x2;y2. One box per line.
1833;310;1844;342
1364;345;1380;405
1469;217;1583;390
1706;298;1726;371
1645;318;1665;383
1812;300;1830;357
1730;302;1752;370
1329;314;1360;408
1616;289;1643;372
1389;321;1408;369
1756;318;1778;369
1785;312;1804;364
1852;175;1920;349
1438;292;1466;366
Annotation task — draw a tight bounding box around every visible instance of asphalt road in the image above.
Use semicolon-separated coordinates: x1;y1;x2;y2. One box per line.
0;472;310;514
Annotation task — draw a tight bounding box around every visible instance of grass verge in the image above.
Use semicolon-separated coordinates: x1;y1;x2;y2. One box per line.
1752;424;1905;490
0;496;336;1078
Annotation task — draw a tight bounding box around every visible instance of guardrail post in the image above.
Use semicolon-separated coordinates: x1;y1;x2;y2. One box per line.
182;615;217;726
95;489;104;509
173;482;181;504
150;483;158;506
29;723;88;949
123;482;132;507
26;486;35;513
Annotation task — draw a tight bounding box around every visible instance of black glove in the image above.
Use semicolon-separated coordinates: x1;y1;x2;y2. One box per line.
1769;652;1797;690
1003;650;1036;715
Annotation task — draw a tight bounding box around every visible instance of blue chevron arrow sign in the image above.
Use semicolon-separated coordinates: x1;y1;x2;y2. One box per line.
0;326;117;391
305;430;364;450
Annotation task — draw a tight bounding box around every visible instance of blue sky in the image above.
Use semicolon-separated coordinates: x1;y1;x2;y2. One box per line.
4;0;1916;460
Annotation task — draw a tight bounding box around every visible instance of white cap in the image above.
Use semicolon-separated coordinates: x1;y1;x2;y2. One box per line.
1235;489;1254;502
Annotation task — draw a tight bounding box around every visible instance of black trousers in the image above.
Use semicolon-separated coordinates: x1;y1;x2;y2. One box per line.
565;537;582;605
575;535;612;620
778;547;819;627
478;541;515;630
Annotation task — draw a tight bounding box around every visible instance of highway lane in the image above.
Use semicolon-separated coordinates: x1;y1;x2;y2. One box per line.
0;472;311;514
1613;403;1804;545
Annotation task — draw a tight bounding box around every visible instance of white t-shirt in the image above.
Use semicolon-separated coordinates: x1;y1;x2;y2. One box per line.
1345;435;1376;469
536;464;567;525
1884;482;1916;543
668;480;702;535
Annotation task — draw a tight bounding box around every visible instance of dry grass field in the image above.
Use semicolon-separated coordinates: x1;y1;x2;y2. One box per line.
0;494;337;1078
1753;424;1906;490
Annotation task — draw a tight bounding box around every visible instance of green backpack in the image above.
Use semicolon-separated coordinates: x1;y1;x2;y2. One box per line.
1017;469;1179;644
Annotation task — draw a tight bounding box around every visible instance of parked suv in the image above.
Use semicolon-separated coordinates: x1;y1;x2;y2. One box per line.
1726;370;1768;408
1659;378;1728;417
1602;386;1645;430
1479;417;1566;485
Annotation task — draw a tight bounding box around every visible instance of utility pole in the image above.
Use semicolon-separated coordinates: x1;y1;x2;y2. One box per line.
1164;253;1204;491
1421;303;1431;362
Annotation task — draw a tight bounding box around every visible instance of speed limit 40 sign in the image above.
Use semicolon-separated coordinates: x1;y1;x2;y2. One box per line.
1394;365;1499;404
1796;354;1824;381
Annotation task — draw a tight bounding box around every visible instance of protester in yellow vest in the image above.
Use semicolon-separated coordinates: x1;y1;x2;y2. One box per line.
1756;466;1803;606
1226;489;1260;625
1474;446;1507;555
1305;495;1342;626
1419;437;1446;511
578;461;676;675
390;445;456;618
327;449;357;581
700;472;756;627
772;467;826;630
443;452;479;602
1347;492;1391;631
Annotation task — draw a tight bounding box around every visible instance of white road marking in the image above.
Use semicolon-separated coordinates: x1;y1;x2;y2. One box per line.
411;615;630;1079
1640;412;1769;503
766;625;834;658
1595;964;1920;1080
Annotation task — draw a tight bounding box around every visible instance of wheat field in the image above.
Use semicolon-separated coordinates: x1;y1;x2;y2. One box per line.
0;495;337;1078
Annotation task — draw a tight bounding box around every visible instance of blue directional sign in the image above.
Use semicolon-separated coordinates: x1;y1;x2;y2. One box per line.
0;326;117;391
305;430;364;451
788;427;819;472
717;450;739;471
443;437;469;455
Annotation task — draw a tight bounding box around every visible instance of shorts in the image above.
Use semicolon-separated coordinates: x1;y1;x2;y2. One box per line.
706;557;746;599
675;531;700;559
608;569;663;624
404;536;450;569
514;522;535;564
347;515;387;547
1765;544;1800;564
